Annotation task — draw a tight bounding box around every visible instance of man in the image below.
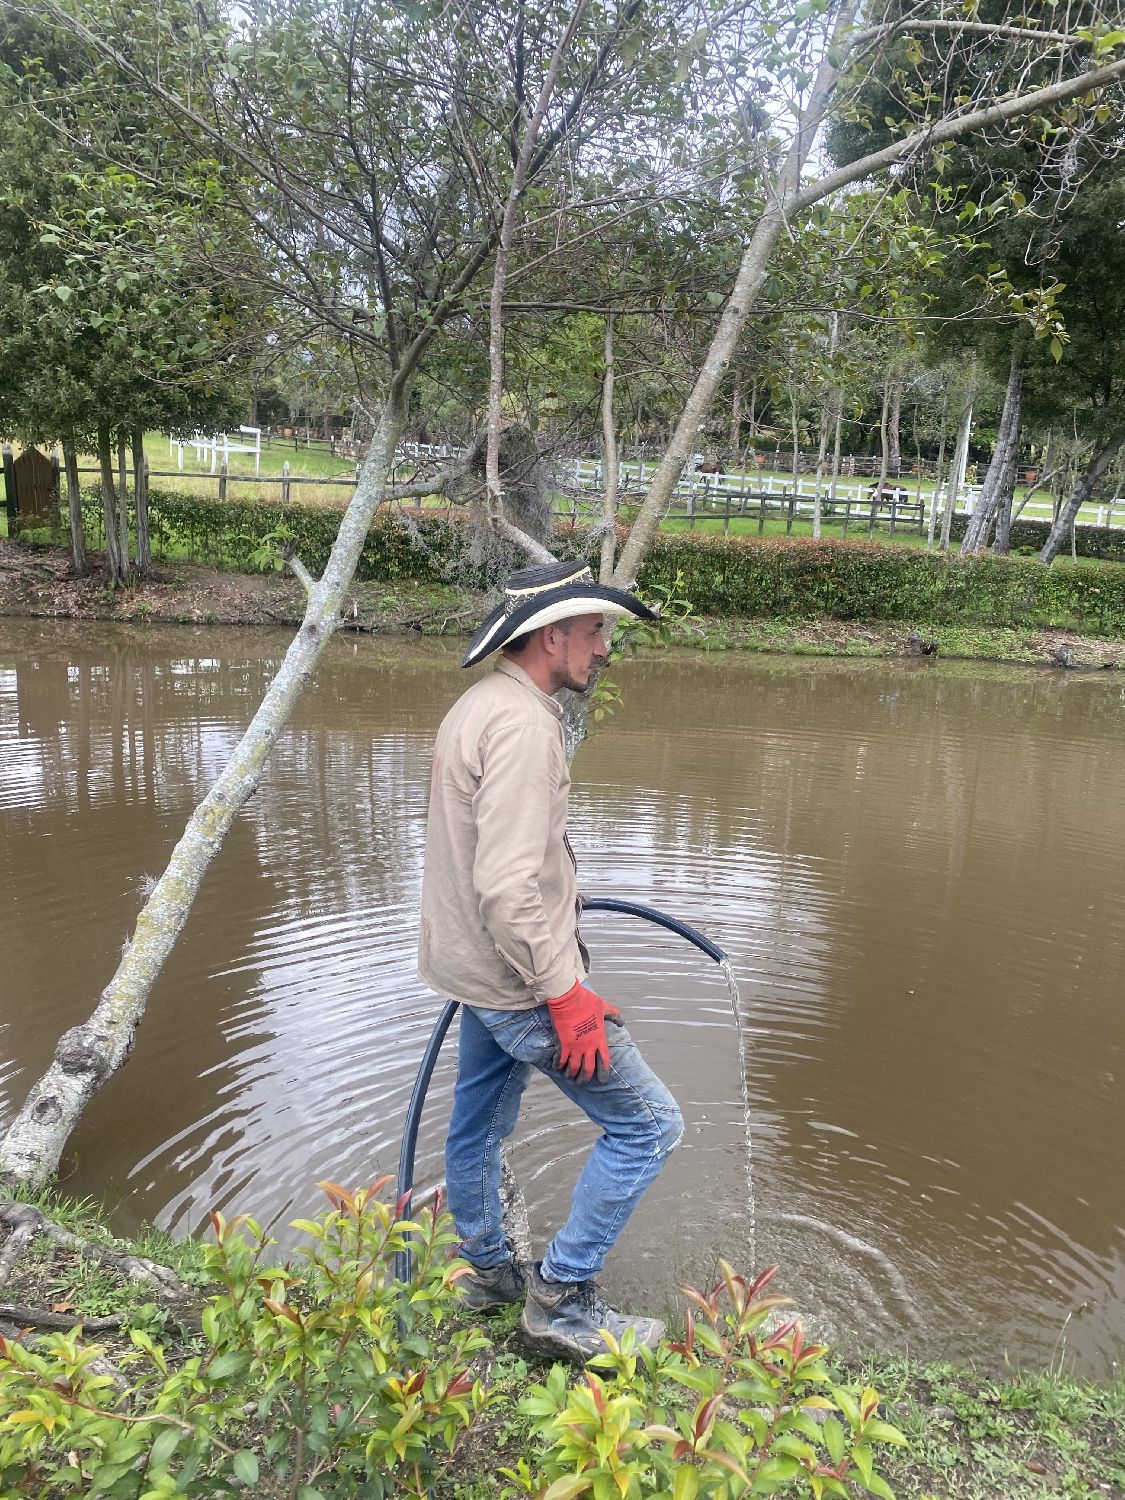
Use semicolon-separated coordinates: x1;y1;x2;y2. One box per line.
418;560;684;1361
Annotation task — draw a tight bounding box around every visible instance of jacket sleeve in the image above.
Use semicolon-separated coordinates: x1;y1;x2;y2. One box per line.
472;720;575;1002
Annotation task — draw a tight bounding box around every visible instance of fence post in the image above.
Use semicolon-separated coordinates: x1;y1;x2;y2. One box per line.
890;491;898;533
281;460;291;505
786;489;795;534
723;485;732;534
4;442;18;536
842;500;851;536
757;491;767;535
687;486;696;528
218;457;228;504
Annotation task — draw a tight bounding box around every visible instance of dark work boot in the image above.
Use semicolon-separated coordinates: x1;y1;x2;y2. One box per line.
458;1255;527;1311
519;1263;666;1362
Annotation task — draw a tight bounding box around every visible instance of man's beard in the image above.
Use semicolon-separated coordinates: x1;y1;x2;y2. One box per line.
560;659;605;694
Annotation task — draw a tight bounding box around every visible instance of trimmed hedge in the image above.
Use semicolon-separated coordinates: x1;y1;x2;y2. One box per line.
75;490;1125;636
637;532;1125;635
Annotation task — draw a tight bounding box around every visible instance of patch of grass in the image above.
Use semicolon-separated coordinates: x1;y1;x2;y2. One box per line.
4;1183;211;1331
833;1351;1125;1500
7;1184;118;1245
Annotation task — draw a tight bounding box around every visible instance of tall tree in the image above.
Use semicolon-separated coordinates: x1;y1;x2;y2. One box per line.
0;21;257;578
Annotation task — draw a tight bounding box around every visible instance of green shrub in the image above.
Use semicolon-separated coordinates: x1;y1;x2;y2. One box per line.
634;533;1125;635
0;1179;492;1497
0;1188;902;1499
506;1264;904;1500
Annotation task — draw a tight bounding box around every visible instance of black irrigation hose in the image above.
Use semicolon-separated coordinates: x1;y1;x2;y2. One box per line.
393;899;728;1288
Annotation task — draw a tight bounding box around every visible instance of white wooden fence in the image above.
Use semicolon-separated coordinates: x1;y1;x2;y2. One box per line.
567;458;1125;530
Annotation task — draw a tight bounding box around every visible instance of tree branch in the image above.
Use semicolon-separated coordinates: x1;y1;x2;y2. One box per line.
790;56;1125;215
284;553;317;596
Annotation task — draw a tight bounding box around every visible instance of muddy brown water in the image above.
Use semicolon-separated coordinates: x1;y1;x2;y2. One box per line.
1;619;1122;1378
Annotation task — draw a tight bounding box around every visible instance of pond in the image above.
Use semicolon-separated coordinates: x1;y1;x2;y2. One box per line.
1;620;1122;1378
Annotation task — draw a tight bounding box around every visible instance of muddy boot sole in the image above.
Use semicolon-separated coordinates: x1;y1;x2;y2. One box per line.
513;1320;609;1365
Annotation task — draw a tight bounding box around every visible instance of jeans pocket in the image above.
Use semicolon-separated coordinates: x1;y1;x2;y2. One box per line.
473;1005;558;1068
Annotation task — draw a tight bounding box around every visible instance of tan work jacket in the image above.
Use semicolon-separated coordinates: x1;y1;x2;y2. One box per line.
418;656;587;1011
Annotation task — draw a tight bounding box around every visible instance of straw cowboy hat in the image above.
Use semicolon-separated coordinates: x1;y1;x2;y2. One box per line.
462;560;657;668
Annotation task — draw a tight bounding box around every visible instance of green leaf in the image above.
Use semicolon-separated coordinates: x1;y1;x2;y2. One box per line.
864;1419;908;1446
208;1350;250;1380
542;1476;593;1500
233;1450;260;1486
53;284;73;303
667;1366;721;1395
862;1474;896;1500
1093;28;1125;54
147;1425;182;1468
673;1464;699;1500
851;1441;873;1486
822;1415;846;1464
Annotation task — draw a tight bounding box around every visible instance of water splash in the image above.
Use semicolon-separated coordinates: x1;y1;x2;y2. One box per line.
720;955;756;1272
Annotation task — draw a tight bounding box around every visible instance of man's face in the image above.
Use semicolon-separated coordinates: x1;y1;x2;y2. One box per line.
552;613;609;692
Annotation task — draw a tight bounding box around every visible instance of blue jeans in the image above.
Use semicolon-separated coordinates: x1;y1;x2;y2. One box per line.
445;1002;683;1283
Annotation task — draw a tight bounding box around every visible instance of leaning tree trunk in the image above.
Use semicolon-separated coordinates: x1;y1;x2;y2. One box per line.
992;459;1019;555
868;380;891;535
133;429;151;574
599;305;620;583
1038;433;1125;565
62;442;86;576
961;353;1022;554
728;369;745;455
0;398;406;1188
789;386;800;498
116;432;130;582
940;404;973;552
813;311;840;541
612;0;862;588
887;379;902;475
989;377;1023;555
96;426;125;587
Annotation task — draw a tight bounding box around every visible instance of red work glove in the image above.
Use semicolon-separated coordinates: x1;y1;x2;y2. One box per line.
546;981;622;1084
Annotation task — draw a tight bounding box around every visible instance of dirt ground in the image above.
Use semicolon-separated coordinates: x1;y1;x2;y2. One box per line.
0;538;480;636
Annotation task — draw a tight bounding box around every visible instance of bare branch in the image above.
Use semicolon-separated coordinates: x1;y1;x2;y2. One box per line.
284;554;317;596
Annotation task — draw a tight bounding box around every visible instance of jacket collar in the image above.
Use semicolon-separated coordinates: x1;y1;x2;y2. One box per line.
493;655;563;720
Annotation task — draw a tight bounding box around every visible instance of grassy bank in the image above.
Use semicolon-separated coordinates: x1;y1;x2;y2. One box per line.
4;538;1125;671
0;1186;1119;1499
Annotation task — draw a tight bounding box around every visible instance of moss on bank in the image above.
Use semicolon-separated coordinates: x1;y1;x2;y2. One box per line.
3;538;1125;671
